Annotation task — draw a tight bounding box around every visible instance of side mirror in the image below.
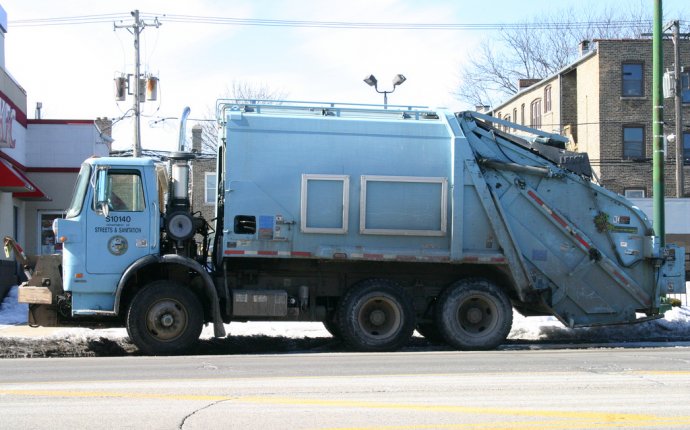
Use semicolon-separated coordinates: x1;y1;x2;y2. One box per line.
94;167;110;217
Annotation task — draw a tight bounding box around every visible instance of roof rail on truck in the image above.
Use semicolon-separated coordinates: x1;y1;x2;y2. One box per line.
216;99;440;123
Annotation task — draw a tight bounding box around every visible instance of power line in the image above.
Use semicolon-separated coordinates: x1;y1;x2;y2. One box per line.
154;14;655;30
11;13;131;26
11;12;687;31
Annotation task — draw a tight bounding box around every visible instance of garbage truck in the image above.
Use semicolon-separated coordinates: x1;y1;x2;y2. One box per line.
17;100;686;355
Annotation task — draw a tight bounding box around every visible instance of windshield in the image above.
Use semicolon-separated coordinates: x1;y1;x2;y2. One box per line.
65;163;91;218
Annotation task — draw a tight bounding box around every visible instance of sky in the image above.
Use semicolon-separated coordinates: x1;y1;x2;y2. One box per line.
2;0;689;153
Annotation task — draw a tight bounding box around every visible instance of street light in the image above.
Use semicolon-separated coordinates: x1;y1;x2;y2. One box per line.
363;74;406;108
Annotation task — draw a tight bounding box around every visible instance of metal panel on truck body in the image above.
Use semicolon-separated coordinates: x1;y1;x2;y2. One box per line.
221;108;498;263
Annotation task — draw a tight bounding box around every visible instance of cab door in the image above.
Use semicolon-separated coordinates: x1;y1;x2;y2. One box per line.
86;168;151;274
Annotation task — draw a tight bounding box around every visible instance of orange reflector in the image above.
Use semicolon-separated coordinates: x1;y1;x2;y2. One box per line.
75;273;83;279
59;236;68;243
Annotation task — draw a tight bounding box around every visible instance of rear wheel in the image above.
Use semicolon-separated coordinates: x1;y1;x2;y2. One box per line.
337;279;415;352
436;278;512;350
127;281;203;355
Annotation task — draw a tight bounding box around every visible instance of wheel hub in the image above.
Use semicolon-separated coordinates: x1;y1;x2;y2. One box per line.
357;296;402;339
160;313;175;327
146;300;188;341
456;295;498;336
466;307;483;324
369;309;386;326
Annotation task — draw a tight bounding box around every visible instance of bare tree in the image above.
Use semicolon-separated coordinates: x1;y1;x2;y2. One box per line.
198;81;288;154
454;6;653;108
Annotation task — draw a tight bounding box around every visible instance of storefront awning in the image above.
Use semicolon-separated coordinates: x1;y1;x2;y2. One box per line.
0;158;49;200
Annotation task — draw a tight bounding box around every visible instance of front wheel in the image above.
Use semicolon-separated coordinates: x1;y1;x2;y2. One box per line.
127;281;203;355
435;278;512;350
337;279;415;352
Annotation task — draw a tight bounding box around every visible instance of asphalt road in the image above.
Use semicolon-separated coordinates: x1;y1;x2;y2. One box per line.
1;347;689;429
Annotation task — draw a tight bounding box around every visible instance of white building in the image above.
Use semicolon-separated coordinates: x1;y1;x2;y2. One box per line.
0;5;111;299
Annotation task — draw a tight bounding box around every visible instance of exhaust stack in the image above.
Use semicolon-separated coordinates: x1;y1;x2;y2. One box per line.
165;107;196;242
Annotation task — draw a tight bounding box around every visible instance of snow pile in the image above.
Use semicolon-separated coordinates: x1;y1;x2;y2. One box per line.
509;305;690;343
205;321;330;339
0;286;28;325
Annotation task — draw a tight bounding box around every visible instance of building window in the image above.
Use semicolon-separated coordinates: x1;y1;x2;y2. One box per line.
684;132;690;165
682;71;690;104
205;172;217;205
624;188;646;198
622;63;643;97
623;125;645;160
544;86;552;112
530;99;542;128
520;104;525;125
513;108;517;125
38;211;64;255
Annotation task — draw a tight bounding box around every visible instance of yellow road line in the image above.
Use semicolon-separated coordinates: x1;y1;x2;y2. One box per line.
238;395;674;423
318;418;690;430
631;370;690;376
2;388;689;429
0;389;228;402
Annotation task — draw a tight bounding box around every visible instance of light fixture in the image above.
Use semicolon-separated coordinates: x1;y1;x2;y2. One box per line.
392;74;406;87
363;74;378;87
362;73;406;108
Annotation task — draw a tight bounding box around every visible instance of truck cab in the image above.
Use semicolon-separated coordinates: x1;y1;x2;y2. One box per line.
56;157;161;314
24;153;225;355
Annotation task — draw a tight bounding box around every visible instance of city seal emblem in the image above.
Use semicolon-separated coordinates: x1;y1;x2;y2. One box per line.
107;235;128;256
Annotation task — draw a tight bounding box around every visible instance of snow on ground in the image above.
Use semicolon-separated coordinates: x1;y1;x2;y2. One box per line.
1;285;690;345
0;286;28;325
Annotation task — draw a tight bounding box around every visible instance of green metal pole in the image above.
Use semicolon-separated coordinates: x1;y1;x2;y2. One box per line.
652;0;665;246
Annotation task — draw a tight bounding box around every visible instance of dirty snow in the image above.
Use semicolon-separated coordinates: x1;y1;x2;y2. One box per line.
1;285;690;358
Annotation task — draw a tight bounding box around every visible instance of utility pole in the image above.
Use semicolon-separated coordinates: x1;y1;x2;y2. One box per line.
114;10;161;157
668;20;689;198
652;0;665;245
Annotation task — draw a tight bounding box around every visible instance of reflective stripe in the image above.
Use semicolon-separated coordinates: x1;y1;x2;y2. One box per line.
224;250;313;257
223;250;503;264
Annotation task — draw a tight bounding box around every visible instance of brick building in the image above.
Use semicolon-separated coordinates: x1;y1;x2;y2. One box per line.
189;124;218;238
491;38;690;198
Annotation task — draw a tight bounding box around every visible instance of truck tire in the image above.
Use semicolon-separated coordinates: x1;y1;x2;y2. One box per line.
337;279;415;352
126;281;204;355
322;313;342;339
435;278;512;350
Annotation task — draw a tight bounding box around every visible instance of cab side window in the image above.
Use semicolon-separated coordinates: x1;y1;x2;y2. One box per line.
106;171;145;212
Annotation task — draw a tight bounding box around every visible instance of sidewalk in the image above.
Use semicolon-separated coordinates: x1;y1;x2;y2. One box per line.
0;324;68;338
